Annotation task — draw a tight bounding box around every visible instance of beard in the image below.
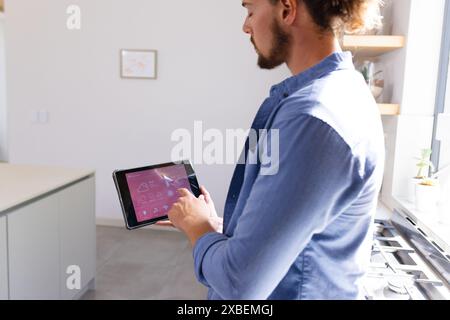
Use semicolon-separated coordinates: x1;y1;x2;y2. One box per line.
251;18;291;70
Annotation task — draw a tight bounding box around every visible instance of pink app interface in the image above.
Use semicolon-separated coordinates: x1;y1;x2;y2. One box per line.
125;164;192;223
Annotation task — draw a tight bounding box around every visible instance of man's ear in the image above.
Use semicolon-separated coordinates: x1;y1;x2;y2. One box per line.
278;0;297;25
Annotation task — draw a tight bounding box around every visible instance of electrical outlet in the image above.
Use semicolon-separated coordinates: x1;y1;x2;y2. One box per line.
39;110;49;123
31;111;39;124
31;111;50;124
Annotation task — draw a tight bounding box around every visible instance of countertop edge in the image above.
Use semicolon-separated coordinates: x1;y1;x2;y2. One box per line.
0;169;95;214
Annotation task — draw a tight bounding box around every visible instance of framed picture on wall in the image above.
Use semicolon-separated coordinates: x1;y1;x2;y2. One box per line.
120;49;157;79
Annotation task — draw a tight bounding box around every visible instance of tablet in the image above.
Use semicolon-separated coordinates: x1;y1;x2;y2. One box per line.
113;160;201;230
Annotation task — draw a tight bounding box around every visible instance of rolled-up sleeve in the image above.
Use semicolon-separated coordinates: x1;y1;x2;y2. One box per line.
193;114;368;300
193;232;228;287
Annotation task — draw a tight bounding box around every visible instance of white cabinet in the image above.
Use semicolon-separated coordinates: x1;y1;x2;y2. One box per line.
8;195;60;299
59;177;96;299
0;215;7;299
0;164;95;300
2;175;96;300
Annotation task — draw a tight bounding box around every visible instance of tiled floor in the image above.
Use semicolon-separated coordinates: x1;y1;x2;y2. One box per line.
81;226;208;300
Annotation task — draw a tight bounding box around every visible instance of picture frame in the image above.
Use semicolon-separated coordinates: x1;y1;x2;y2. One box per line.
120;49;157;79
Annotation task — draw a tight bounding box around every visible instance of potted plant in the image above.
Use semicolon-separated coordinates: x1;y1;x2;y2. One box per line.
358;61;384;101
415;148;435;180
414;149;440;215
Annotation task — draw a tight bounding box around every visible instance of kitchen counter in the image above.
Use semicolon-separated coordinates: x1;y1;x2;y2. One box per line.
0;163;96;299
376;197;450;257
0;163;94;214
376;200;392;220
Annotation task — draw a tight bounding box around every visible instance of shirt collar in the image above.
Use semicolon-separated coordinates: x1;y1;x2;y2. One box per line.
270;51;355;98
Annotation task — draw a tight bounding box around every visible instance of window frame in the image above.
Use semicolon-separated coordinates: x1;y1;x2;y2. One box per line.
431;0;450;170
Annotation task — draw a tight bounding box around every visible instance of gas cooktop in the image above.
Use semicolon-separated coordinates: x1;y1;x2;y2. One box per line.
362;210;450;300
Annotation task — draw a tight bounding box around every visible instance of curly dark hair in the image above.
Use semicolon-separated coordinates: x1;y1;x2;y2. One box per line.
269;0;383;35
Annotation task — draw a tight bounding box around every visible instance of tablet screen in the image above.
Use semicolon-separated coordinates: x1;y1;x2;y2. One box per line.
125;164;191;223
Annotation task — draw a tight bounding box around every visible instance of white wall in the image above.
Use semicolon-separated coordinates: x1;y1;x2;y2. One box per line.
4;0;290;221
379;0;446;208
0;12;7;162
377;0;411;208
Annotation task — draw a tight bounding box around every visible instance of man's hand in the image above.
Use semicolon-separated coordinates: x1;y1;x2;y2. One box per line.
198;185;223;233
156;186;223;231
159;186;223;246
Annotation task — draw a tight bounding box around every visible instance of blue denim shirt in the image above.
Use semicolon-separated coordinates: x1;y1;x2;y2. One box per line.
193;52;385;300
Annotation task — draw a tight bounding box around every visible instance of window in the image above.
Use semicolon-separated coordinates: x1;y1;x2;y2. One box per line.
431;0;450;176
0;12;6;162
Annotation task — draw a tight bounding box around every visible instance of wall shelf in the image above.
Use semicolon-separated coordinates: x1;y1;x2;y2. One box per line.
342;35;405;57
342;35;405;116
378;104;400;116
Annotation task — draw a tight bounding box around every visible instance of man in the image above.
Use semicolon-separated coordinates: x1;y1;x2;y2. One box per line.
164;0;385;299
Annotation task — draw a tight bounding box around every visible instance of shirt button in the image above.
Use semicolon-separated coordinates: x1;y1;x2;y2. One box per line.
283;93;289;98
